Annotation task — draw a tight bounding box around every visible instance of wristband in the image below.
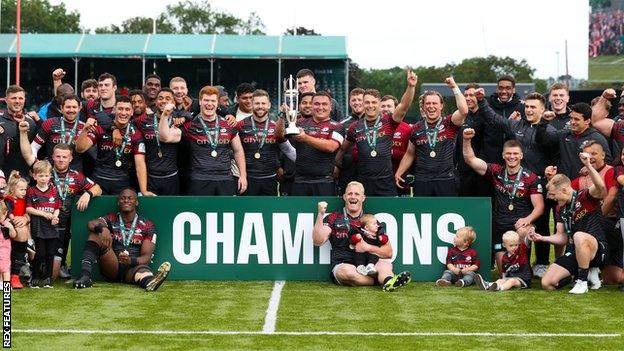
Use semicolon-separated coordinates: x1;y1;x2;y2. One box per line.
130;257;138;266
452;86;461;96
86;189;94;198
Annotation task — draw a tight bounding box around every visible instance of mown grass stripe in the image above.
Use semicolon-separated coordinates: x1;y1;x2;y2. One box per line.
13;329;621;338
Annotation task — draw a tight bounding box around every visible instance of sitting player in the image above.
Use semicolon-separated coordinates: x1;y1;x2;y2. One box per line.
436;226;480;287
349;214;389;276
475;229;532;291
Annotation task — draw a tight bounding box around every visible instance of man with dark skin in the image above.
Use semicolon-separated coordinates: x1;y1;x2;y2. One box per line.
73;188;170;291
142;74;161;110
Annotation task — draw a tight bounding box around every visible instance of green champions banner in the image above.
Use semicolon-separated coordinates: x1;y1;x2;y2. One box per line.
71;196;491;281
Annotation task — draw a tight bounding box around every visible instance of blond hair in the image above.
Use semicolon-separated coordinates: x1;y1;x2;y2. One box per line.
456;226;476;245
32;159;52;175
547;174;571;190
344;181;365;195
6;171;28;197
502;230;519;245
360;214;376;229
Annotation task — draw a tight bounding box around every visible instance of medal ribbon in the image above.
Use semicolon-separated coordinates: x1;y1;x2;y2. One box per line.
52;169;71;203
114;124;132;164
118;213;139;247
503;167;523;202
198;116;220;151
153;113;162;156
60;118;79;144
561;191;577;236
363;116;381;152
426;117;443;151
251;116;270;153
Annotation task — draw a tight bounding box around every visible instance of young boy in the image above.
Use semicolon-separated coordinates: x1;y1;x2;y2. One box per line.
475;230;533;291
350;214;389;276
25;160;61;288
436;226;480;287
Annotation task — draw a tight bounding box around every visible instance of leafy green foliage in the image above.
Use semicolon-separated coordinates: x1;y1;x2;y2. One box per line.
95;1;265;35
0;0;81;33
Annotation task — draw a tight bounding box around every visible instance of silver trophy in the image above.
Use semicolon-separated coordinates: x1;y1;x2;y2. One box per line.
283;75;300;135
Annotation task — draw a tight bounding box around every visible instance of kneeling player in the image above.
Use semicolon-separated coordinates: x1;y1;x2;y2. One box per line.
530;153;608;294
74;188;170;291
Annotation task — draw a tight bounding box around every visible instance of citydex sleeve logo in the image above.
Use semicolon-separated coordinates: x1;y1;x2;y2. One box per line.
171;211;472;266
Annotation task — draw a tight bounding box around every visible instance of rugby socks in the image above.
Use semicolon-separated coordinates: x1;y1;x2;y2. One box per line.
139;276;154;288
556;276;572;289
10;241;27;275
80;240;100;278
577;268;589;282
383;275;392;285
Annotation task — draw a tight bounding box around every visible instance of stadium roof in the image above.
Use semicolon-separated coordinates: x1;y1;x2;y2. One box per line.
0;33;348;59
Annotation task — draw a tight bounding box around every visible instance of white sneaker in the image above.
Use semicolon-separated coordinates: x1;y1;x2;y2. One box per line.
356;265;368;276
532;264;548;278
588;267;602;290
569;280;589;294
365;263;377;276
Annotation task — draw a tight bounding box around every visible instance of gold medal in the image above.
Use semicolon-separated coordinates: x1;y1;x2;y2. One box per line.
115;160;122;167
508;203;514;211
430;150;436;158
254;152;261;159
211;150;217;157
370;150;377;157
158;151;162;158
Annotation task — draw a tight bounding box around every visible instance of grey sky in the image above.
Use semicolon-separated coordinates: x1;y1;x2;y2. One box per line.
52;0;590;79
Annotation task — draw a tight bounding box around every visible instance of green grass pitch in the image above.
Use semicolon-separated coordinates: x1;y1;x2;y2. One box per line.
7;278;624;350
589;55;624;82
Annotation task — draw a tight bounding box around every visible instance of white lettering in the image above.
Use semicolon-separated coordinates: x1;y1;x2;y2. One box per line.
172;212;202;264
272;213;314;264
402;213;432;264
206;213;235;264
436;213;466;264
237;213;270;264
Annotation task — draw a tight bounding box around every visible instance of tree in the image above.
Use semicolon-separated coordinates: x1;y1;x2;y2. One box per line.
240;12;265;35
1;0;81;33
95;16;175;34
284;27;320;36
96;1;265;35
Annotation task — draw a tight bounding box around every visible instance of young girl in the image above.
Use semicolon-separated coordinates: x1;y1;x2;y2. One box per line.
4;171;31;289
26;160;61;288
0;202;17;283
350;214;389;276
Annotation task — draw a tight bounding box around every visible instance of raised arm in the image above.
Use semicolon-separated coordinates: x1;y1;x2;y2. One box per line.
448;77;468;126
462;128;487;176
158;103;182;143
313;201;331;246
580;152;606;199
75;118;96;153
18;121;37;167
592;89;616;138
393;69;418;123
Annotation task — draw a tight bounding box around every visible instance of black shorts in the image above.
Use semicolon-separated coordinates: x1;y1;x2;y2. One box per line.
148;173;180;195
93;176;131;195
245;176;278;196
104;264;151;284
412;179;457;197
359;176;397;197
492;223;515;253
187;179;237;195
554;240;609;275
291;181;336;196
608;218;624;268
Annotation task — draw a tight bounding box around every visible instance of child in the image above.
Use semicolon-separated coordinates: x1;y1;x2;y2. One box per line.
436;226;480;287
25;160;61;288
0;202;17;283
350;214;388;276
475;230;532;291
4;171;32;288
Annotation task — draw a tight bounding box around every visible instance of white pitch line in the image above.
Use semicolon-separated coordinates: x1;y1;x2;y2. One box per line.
12;329;620;338
262;280;285;333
